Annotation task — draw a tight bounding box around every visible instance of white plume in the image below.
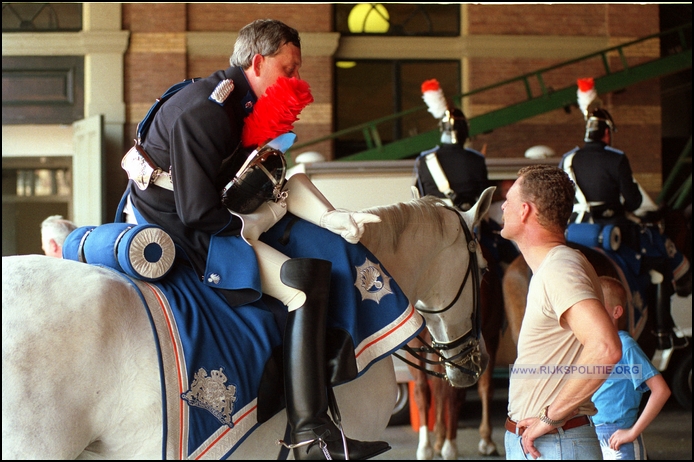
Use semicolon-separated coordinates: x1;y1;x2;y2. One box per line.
421;79;448;119
577;77;597;119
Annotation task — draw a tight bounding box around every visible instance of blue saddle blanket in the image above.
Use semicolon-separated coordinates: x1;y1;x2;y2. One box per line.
112;216;423;459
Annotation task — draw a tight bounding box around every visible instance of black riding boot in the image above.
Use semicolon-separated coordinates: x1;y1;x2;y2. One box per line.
280;258;391;460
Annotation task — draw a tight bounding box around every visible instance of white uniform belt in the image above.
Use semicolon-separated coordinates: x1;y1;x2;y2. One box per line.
424;152;456;205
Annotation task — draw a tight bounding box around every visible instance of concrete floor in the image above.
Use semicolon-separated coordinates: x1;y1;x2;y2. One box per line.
372;382;692;460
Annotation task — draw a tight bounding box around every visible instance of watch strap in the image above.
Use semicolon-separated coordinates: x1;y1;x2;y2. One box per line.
538;405;564;427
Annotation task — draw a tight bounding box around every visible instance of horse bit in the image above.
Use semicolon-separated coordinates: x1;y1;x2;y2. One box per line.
393;205;484;383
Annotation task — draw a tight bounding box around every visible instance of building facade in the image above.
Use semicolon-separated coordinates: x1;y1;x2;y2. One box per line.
3;3;688;255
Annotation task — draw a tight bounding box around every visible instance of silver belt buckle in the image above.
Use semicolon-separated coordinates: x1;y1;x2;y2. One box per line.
121;145;155;191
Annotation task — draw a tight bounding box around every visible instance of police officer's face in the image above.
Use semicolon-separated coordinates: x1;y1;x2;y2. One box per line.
252;43;302;97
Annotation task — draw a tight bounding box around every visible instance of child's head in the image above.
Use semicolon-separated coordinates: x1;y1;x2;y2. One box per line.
600;276;628;330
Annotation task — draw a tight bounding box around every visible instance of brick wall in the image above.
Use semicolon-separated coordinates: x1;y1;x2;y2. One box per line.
465;3;661;192
187;4;332;32
468;4;612;36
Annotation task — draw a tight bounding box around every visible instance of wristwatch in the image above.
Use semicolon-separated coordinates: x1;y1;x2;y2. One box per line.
538;405;564;427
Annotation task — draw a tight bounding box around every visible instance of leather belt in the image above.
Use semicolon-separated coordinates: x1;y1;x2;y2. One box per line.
121;142;174;191
505;415;591;436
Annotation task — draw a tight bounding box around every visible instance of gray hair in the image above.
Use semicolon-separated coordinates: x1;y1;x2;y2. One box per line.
230;19;301;69
41;215;77;246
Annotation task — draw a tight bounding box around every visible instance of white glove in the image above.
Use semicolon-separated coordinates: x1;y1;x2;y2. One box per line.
320;209;381;244
236;200;287;241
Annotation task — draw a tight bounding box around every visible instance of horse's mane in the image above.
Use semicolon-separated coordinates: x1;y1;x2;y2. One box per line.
361;195;448;252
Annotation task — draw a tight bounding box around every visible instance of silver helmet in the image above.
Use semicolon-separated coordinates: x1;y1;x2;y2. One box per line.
440;108;469;145
220;133;294;214
584;108;616;143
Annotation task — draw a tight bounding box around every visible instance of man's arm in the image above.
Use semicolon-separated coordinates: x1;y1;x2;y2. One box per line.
284;173;380;244
608;373;671;450
520;298;622;458
547;297;622;419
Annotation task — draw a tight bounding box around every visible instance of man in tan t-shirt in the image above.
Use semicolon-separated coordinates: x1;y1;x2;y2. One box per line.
500;165;622;460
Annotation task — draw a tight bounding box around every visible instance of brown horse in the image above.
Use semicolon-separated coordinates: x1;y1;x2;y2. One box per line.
407;241;506;459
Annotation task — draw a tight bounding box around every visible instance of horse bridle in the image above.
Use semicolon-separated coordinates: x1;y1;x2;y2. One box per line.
394;205;483;382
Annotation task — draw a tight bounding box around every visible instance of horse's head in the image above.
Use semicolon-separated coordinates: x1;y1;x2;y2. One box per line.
359;187;496;388
412;187;495;388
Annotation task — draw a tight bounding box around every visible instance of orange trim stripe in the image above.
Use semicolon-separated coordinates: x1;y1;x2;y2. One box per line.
193;404;258;459
355;304;414;359
144;283;187;459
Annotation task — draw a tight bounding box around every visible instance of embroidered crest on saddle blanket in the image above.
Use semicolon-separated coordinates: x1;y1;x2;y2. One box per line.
354;258;393;303
182;368;237;427
119;264;281;459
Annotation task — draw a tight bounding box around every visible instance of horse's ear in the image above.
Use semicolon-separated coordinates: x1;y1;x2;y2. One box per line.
466;186;496;228
411;186;421;200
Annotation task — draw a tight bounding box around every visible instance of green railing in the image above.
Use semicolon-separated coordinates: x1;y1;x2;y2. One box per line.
657;136;692;210
288;23;692;163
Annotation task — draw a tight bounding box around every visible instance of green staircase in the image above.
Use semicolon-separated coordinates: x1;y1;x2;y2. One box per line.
289;23;692;164
657;136;692;210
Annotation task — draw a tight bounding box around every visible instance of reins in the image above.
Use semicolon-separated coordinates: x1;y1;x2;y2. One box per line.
394;205;483;382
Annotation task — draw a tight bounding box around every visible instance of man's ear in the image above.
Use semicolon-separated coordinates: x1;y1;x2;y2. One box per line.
251;53;264;77
520;201;532;223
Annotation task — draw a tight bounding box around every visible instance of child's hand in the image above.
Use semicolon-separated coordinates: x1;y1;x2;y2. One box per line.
608;428;636;450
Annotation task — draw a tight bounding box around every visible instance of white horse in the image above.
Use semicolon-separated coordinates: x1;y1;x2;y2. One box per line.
2;188;494;460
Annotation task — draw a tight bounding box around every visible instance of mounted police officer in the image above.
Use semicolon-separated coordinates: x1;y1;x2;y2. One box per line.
560;107;691;350
559;108;643;229
414;79;518;278
414;108;488;212
120;19;391;460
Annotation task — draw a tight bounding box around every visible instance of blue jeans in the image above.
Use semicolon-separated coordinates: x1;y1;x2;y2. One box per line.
595;423;647;460
505;423;602;460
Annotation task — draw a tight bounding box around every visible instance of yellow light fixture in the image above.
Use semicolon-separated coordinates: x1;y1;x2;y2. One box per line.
336;61;357;69
347;3;389;34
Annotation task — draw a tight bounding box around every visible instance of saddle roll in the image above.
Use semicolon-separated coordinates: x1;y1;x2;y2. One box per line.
63;223;176;282
566;223;621;252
